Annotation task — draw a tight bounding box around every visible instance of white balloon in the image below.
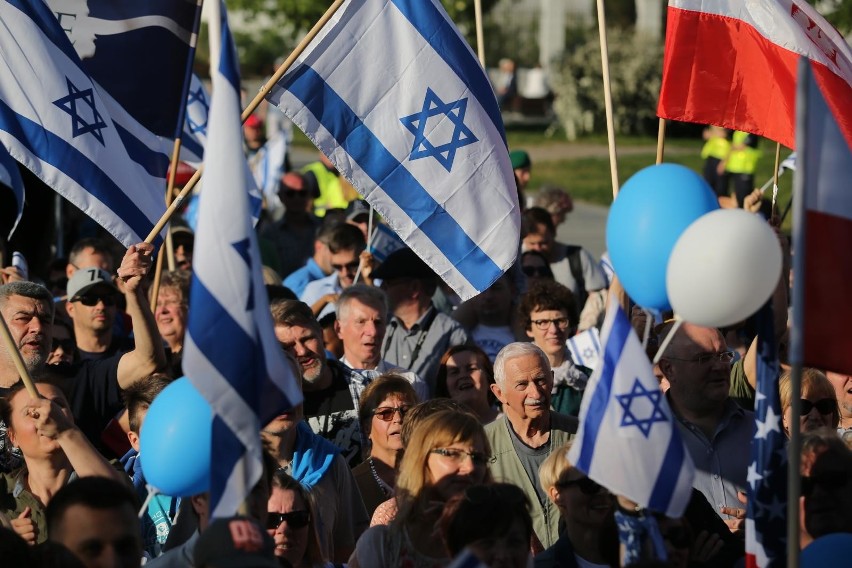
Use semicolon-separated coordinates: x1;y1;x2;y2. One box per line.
667;209;782;328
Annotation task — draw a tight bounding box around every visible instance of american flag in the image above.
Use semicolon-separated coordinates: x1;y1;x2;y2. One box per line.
745;302;787;567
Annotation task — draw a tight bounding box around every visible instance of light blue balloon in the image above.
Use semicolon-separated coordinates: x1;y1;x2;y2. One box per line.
606;164;718;311
802;533;852;566
139;377;211;496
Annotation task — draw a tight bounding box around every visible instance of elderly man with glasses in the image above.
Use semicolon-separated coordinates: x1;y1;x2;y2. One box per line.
658;321;753;534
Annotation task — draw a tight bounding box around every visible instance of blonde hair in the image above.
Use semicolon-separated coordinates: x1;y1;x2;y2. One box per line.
779;368;839;428
393;409;491;523
538;442;575;492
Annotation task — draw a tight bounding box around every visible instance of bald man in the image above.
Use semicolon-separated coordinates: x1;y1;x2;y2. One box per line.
658;322;754;533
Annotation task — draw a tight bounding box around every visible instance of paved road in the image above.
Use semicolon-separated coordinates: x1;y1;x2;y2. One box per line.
290;144;610;260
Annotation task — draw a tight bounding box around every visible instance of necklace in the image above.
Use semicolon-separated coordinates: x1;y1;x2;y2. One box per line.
368;457;393;497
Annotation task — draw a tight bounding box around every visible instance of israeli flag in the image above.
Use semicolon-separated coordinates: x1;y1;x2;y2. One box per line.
267;0;520;301
0;149;24;239
568;302;694;517
0;0;170;246
180;73;210;166
566;327;602;371
182;1;302;518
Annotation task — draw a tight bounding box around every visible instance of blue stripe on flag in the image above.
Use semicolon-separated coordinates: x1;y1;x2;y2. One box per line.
218;5;240;92
389;0;506;146
188;277;261;406
575;310;631;473
0;101;158;244
283;66;500;291
648;425;688;512
113;123;170;178
211;416;244;511
180;133;204;161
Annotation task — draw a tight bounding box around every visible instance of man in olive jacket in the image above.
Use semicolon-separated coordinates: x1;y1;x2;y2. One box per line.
485;342;578;551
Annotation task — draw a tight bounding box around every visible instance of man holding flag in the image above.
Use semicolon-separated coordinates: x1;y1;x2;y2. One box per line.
181;0;302;520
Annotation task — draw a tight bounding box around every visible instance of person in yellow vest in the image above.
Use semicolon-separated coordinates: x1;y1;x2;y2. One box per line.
301;153;357;217
701;125;730;197
720;130;761;208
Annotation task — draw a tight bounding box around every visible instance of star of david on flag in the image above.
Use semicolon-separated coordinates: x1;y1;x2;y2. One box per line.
182;0;302;519
266;0;519;301
400;88;478;172
52;77;108;145
569;301;695;517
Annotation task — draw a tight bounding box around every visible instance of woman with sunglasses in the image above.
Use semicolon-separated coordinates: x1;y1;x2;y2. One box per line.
536;442;617;568
350;408;492;568
435;345;500;424
779;369;840;437
267;471;332;568
352;374;418;516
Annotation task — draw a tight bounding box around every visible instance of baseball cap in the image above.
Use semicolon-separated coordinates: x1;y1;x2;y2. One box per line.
509;149;531;170
244;114;263;129
371;248;435;281
66;268;118;301
194;516;278;568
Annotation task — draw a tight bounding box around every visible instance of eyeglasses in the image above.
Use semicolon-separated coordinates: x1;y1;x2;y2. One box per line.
266;510;310;531
430;447;491;467
531;317;569;330
665;351;735;365
373;405;410;422
556;476;604;495
74;294;117;307
331;261;359;273
800;398;836;416
522;266;550;277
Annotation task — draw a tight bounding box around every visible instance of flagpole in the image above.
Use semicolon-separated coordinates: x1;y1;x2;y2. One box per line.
144;0;347;244
474;0;485;66
787;59;810;568
655;119;666;164
771;142;781;216
595;0;620;199
0;314;39;399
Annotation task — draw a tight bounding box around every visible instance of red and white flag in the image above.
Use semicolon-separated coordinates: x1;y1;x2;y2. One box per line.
658;0;852;150
792;57;852;375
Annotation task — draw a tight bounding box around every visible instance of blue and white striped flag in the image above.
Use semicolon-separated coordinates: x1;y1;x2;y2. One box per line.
183;0;302;518
180;73;210;166
568;302;695;517
0;0;169;246
267;0;520;301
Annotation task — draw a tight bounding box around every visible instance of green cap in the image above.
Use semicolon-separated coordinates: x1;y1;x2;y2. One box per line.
509;150;531;170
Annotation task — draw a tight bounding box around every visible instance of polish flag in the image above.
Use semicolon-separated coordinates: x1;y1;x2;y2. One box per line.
793;58;852;376
658;0;852;150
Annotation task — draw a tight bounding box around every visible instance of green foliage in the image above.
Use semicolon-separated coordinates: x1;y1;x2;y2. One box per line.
549;29;664;140
226;0;499;77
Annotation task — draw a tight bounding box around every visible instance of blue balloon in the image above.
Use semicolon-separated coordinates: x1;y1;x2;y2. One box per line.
605;164;718;310
140;377;211;496
802;533;852;566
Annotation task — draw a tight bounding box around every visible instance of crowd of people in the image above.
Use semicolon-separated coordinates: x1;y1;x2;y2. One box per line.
0;132;850;568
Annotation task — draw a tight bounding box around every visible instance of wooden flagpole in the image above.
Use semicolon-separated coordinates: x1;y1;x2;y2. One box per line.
144;0;347;244
656;119;666;164
771;142;781;217
149;138;184;311
474;0;485;67
595;0;620;199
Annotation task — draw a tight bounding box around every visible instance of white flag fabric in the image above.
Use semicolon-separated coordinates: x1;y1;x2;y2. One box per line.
0;0;169;245
182;0;302;518
566;327;602;371
568;302;695;517
266;0;520;301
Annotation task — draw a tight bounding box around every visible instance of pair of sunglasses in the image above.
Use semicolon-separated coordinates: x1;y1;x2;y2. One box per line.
557;476;604;495
266;510;310;530
73;294;117;307
799;398;836;416
373;406;411;422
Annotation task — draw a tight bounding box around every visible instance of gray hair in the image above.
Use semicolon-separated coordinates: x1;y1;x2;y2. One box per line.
0;282;55;319
493;342;550;388
337;284;388;322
